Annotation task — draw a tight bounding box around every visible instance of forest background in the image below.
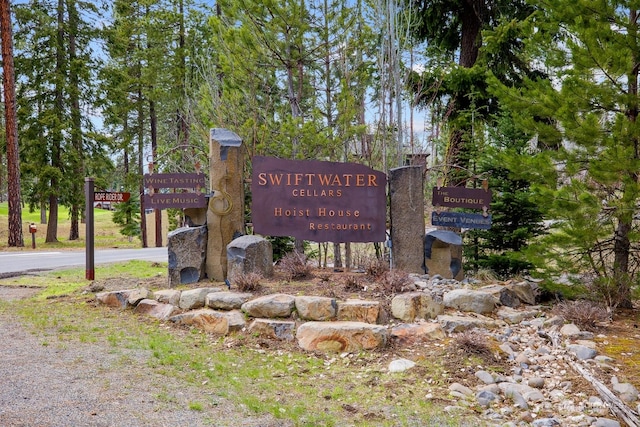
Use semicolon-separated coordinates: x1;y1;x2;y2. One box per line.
1;0;640;312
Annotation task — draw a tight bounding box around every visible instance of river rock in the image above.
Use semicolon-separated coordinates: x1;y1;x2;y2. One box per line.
336;299;380;323
134;298;177;320
295;296;337;321
206;291;253;310
169;308;229;334
296;321;387;352
241;294;296;318
443;289;498;314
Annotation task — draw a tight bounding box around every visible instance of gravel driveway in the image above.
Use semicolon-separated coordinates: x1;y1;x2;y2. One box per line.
0;310;286;427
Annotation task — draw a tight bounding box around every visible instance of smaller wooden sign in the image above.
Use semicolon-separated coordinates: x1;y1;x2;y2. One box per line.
94;191;131;203
143;193;206;209
432;186;492;209
431;212;492;229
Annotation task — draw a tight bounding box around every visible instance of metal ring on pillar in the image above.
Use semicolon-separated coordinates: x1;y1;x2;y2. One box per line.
209;189;233;216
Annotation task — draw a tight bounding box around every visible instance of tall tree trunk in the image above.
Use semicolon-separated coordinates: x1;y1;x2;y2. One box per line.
47;0;66;243
68;0;82;240
150;98;162;247
138;87;147;248
614;8;640;308
1;0;23;247
444;0;483;184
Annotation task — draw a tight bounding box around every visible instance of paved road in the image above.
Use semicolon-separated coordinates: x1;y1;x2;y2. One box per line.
0;247;168;275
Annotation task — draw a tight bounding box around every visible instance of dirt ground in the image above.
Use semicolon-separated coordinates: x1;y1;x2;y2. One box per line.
2;266;639;414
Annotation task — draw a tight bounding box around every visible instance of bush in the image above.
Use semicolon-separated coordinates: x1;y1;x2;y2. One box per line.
277;251;312;281
552;300;609;331
453;330;492;357
379;269;412;295
343;274;364;292
233;272;263;292
363;255;389;279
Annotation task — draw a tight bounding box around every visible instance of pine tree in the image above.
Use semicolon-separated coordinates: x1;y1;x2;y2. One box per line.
489;1;640;309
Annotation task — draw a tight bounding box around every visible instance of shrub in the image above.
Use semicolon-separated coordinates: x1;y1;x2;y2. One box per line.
277;252;312;281
552;299;609;331
453;330;492;357
233;272;263;292
343;274;364;292
363;255;389;279
379;269;412;295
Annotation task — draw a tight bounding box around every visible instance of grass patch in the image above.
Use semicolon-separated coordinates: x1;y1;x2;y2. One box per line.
0;201;168;250
0;261;487;426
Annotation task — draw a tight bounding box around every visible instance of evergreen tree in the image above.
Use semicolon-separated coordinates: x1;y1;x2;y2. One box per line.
489;1;640;309
406;0;536;184
464;112;544;278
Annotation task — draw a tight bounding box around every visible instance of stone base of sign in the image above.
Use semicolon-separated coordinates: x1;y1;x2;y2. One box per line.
226;235;274;283
423;230;463;280
389;166;425;274
168;226;208;287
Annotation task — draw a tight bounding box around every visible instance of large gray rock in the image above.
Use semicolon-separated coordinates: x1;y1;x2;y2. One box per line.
336;299;380;323
295;296;337;321
134;299;177;320
248;319;295;341
96;290;135;308
443;289;498;314
423;230;463;280
179;287;220;310
437;314;498;333
227;235;274;282
390;322;445;346
153;289;181;306
389;166;425;274
241;294;295;318
206;291;253;310
168;226;208;287
169;308;229;334
390;292;444;321
296;321;388;352
508;281;537;305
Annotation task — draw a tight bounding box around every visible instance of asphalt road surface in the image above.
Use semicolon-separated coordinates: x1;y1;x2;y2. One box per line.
0;247;168;276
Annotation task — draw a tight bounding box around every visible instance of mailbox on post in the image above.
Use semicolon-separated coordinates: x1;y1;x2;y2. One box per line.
29;223;37;249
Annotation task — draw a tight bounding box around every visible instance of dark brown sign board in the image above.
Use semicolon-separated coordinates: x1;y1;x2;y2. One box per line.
143;193;206;209
432;186;492;209
431;212;492;229
144;173;205;189
94;191;130;203
251;156;387;243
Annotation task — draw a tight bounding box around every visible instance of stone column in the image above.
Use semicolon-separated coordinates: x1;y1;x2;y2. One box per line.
389;166;425;273
206;129;244;281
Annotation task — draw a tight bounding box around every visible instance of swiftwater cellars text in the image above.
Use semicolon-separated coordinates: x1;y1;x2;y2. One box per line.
251;156;386;242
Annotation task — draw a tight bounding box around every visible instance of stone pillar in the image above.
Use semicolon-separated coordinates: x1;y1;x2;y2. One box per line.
389;166;425;273
207;129;244;281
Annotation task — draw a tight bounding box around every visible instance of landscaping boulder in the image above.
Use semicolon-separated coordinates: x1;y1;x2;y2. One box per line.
296;321;388;352
227;235;273;282
168;226;207;287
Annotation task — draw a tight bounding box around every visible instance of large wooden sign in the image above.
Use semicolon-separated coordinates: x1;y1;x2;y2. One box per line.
251;156;387;242
143;172;206;209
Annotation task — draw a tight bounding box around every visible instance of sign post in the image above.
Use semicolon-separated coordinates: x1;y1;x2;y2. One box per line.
85;177;95;280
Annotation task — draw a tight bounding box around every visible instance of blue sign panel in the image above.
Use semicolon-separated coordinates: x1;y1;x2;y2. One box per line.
431;212;492;229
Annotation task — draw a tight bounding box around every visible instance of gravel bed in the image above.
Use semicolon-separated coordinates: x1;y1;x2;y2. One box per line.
0;313;287;427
